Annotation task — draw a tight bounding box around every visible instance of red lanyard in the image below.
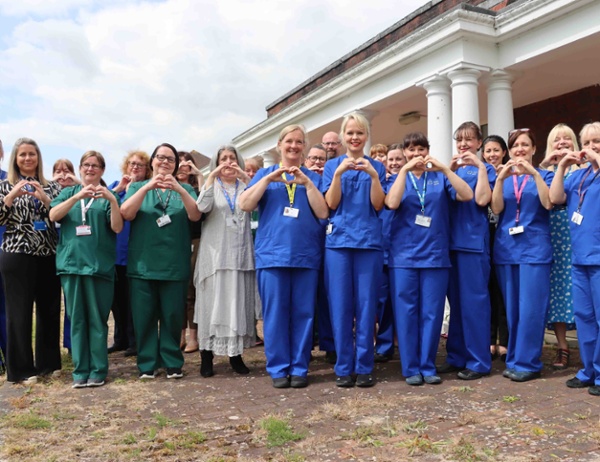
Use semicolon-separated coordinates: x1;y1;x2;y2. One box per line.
512;174;530;224
576;166;600;212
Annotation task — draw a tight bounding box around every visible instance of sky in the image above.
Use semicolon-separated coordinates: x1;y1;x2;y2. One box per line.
0;0;430;182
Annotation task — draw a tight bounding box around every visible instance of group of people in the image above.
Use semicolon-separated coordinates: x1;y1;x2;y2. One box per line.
0;113;599;397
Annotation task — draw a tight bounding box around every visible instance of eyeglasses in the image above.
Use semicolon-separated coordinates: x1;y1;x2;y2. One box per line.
508;128;530;138
307;156;326;163
155;154;176;164
323;142;340;147
128;161;146;169
82;163;102;170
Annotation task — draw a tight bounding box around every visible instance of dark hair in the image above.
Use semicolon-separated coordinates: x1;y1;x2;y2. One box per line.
483;135;508;153
402;132;430;150
311;144;326;152
454;121;483;141
177;151;199;188
150;143;180;175
508;129;536;150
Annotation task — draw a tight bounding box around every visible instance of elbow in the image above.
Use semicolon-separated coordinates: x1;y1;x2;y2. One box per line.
120;209;135;221
112;223;124;234
188;210;202;222
316;209;329;220
458;191;474;202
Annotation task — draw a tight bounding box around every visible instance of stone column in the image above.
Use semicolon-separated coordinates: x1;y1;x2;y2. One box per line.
487;69;515;141
420;75;453;165
448;68;481;145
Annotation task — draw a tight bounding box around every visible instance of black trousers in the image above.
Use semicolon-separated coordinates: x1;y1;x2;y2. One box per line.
0;252;61;382
111;264;135;349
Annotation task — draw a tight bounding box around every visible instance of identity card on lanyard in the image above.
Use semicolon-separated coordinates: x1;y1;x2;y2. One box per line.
572;166;600;225
409;171;431;227
155;189;172;228
509;174;529;235
218;178;240;227
281;166;299;218
76;198;94;236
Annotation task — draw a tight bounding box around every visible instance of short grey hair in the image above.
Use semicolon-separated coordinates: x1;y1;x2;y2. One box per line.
209;144;245;171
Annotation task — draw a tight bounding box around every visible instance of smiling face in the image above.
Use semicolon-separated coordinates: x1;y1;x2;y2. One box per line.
53;162;75;188
278;129;305;166
176;155;191;183
552;131;575;152
455;129;482;155
127;155;148;182
483;141;505;167
403;144;429;162
322;132;341;159
509;133;535;163
218;149;239;180
343;119;367;156
16;144;39;177
152;146;177;176
386;149;406;174
79;156;104;186
581;126;600;168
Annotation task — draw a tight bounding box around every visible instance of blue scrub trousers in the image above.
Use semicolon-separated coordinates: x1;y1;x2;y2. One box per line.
495;264;550;372
446;251;492;373
325;248;383;377
63;295;72;351
375;265;395;357
390;267;449;378
572;265;600;385
257;268;317;378
316;267;335;352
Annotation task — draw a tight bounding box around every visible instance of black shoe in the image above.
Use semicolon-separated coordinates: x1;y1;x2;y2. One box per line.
229;355;250;374
124;347;137;357
458;369;487;381
436;363;461;374
502;368;516;379
588;385;600;396
325;351;337;365
566;377;594;388
166;368;183;379
107;344;126;354
356;374;375;388
272;377;290;389
200;350;214;378
374;353;392;363
510;371;541;382
290;376;308;388
87;378;105;387
335;375;354;388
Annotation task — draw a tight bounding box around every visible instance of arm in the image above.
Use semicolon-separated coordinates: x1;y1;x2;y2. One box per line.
463;153;492;206
384;169;408;210
49;186;89;222
324;159;353;210
239;168;284;212
490;160;517;215
121;180;154;221
426;157;473;202
165;176;201;222
518;160;552;210
111;175;132;194
99;188;124;233
287;167;328;219
360;159;385;211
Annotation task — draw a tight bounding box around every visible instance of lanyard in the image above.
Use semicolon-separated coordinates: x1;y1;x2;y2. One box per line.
155;188;172;215
408;171;428;214
80;198;95;225
576;166;600;212
512;174;530;225
217;178;239;214
279;163;297;207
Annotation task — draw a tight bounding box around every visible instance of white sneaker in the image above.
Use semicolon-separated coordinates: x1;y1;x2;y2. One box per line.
22;376;38;385
139;371;155;380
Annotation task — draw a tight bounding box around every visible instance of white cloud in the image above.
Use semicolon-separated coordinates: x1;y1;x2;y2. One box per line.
0;0;429;180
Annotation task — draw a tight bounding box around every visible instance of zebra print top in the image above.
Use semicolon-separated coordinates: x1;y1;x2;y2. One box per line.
0;179;61;256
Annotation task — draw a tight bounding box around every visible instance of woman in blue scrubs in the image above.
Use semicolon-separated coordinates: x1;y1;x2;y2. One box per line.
321;112;385;388
438;122;495;380
386;132;473;386
239;125;328;389
491;129;553;382
550;122;600;396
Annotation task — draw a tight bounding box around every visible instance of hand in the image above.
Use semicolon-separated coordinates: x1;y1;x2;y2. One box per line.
459;152;483;168
285;166;310;186
180;159;202;176
402;157;426;172
353;157;377;177
75;184;100;200
542;149;572;168
496;160;517;180
577;148;599;165
307;164;324;175
114;175;132;193
449;153;464;171
513;158;536;175
334;157;357;176
264;166;291;184
423;156;445;172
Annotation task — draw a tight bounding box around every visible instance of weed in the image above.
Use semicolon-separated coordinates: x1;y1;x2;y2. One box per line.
259;416;304;448
147;427;158;440
11;412;52;430
458;386;473;393
403;419;428;434
397;435;445;456
502;395;520;403
113;378;128;385
121;433;137;445
153;412;175;428
282;449;306;462
450;437;480;461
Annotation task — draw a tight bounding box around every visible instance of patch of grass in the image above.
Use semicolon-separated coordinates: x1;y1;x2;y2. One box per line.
177;431;207;449
147;427;158;440
121;433;137;445
259;416;304;448
153;412;175;428
458;386;474;393
52;411;76;421
11;412;52;430
397;435;445;456
403;419;428;434
113;378;128;385
449;437;480;461
282;450;305;462
502;395;520;403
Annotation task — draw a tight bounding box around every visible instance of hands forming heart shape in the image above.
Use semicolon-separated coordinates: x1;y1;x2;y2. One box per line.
154;174;175;190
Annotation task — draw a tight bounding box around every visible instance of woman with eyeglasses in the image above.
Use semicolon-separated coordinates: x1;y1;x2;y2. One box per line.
121;143;201;380
550;122;600;396
49;151;123;388
491;128;553;382
107;151;151;357
195;145;258;378
0;138;62;384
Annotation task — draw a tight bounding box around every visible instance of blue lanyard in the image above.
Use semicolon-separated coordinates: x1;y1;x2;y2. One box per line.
408;171;428;214
217;178;239;214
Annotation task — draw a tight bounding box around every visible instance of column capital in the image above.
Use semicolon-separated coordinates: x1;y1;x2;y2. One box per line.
448;68;481;87
354;108;379;123
418;75;451;96
487;69;515;91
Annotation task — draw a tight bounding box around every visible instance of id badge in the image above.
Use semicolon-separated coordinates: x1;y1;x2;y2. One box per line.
283;207;299;218
76;225;92;236
33;220;47;231
250;220;258;230
415;214;432;228
571;211;583;225
509;225;524;235
326;223;333;235
156;214;172;228
226;216;238;227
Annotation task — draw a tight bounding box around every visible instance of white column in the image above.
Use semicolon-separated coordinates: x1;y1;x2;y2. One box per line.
261;150;278;167
357;108;379;156
487;69;515;141
420;75;453;165
448;68;481;139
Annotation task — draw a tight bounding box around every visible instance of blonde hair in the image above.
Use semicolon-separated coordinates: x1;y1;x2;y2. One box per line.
579;122;600;145
340;112;370;148
8;138;49;186
276;125;308;155
545;124;579;156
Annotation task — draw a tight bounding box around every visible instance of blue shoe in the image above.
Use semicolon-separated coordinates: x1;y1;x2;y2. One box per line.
406;374;424;386
423;375;442;385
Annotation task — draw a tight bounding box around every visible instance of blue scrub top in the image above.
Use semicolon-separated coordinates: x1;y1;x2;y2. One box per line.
450;163;496;253
493;169;553;265
108;180;130;266
248;165;324;270
388;170;456;269
564;166;600;266
321;155;386;250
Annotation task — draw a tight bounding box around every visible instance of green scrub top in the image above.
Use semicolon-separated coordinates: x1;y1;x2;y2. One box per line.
51;185;118;281
125;180;197;281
